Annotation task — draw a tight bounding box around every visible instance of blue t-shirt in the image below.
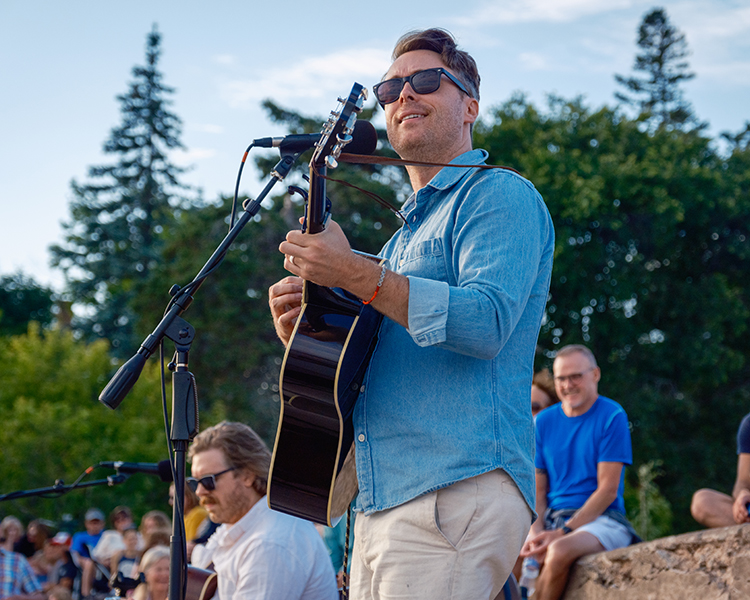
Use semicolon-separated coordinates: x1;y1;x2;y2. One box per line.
737;413;750;454
535;396;632;514
70;531;103;559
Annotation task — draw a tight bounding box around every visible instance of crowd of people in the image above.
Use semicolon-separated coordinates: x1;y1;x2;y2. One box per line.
0;504;183;600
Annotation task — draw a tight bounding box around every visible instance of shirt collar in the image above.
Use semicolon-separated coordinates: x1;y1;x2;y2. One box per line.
424;149;489;192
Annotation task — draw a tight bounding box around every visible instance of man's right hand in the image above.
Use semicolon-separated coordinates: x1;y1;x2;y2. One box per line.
732;490;750;524
268;276;304;346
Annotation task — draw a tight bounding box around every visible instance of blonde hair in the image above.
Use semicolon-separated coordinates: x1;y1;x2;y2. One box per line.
133;545;170;600
189;421;271;496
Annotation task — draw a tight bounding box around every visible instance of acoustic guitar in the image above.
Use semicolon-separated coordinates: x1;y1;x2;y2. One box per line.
268;83;384;526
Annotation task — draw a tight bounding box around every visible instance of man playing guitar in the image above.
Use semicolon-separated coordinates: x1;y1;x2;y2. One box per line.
269;28;554;599
189;422;337;599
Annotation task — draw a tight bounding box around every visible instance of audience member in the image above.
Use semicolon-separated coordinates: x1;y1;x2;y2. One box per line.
70;509;105;562
691;412;750;527
1;516;24;552
14;520;50;558
138;511;171;539
519;345;639;600
0;544;44;599
91;506;135;568
531;368;559;418
70;508;106;598
31;532;79;594
132;546;169;600
109;526;141;581
189;421;338;599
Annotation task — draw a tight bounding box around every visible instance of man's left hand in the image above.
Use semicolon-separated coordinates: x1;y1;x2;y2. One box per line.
279;219;360;290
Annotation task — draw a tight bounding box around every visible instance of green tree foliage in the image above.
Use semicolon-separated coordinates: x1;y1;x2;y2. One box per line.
474;94;750;533
0;324;175;527
50;25;196;357
0;273;55;336
615;7;699;130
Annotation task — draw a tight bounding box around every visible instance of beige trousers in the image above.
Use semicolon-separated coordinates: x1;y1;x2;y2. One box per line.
350;469;532;600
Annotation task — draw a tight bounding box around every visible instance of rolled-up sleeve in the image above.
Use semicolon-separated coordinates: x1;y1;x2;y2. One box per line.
405;172;553;360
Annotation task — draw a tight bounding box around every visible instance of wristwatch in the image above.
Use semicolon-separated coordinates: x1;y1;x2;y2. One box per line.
561;525;573;535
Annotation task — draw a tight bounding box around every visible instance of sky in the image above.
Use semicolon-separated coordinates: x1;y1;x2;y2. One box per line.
1;0;748;292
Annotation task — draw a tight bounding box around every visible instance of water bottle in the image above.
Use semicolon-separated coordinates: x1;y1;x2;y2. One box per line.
519;556;539;599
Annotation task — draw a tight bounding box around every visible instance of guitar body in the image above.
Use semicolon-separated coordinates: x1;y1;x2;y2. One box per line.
270;282;383;524
268;83;379;525
186;565;218;600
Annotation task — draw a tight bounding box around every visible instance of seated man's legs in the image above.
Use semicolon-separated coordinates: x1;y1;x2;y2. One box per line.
536;516;630;600
691;488;735;528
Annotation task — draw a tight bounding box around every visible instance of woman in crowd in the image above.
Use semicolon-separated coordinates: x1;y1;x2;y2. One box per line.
132;545;170;600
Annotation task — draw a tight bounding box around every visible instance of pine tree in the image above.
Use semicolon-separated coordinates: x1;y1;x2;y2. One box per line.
51;25;196;355
615;7;700;130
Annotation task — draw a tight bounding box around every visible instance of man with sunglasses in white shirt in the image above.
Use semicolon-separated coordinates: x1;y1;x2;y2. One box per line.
269;28;554;598
188;421;337;599
519;345;638;600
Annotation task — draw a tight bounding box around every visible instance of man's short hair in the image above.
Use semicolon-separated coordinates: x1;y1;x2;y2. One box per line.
555;344;598;368
189;421;271;496
391;28;480;102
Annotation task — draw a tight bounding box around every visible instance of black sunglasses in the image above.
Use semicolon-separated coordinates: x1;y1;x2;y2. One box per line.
187;466;236;492
373;67;471;106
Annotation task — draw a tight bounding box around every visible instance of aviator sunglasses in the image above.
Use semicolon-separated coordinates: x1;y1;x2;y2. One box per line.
186;466;236;492
373;67;471;106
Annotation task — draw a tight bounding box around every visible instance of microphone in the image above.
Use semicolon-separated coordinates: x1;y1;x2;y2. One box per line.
252;119;378;155
99;460;173;482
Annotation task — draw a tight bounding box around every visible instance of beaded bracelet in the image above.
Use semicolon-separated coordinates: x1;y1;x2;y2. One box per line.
362;263;387;305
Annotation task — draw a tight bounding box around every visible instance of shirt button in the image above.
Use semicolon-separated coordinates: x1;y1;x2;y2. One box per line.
358;434;366;443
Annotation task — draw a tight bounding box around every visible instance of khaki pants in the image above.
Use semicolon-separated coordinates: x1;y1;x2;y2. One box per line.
351;469;532;600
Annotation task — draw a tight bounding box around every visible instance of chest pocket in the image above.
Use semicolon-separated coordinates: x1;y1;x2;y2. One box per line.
397;238;449;282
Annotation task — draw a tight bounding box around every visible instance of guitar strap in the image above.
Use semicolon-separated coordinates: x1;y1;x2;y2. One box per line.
339;152;521;175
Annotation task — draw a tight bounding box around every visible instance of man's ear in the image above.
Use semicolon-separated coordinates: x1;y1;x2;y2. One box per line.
465;97;479;125
239;469;256;489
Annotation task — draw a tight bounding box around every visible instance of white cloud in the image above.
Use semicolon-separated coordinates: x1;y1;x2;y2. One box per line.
172;148;217;166
213;54;237;66
190;123;224;134
220;47;391;109
519;52;550;70
454;0;636;25
674;2;750;41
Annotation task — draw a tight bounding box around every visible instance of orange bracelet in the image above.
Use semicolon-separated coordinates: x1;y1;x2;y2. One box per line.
362;264;387;305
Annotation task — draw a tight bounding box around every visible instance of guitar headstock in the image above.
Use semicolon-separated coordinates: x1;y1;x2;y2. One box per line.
311;83;368;170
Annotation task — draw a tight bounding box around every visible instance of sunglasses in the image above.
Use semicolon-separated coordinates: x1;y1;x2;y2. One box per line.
373;67;471;106
187;466;236;492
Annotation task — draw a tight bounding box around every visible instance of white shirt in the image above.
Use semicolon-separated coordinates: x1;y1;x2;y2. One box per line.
193;497;337;600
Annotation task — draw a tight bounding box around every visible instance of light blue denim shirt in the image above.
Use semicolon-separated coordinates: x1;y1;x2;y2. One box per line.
353;149;554;515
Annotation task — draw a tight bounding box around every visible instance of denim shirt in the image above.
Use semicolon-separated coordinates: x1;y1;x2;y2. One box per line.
353;149;554;515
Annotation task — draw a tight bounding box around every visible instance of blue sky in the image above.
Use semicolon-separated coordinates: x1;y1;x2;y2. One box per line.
1;0;748;291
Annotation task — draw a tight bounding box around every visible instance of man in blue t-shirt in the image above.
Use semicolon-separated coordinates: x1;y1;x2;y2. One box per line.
520;345;635;600
690;413;750;527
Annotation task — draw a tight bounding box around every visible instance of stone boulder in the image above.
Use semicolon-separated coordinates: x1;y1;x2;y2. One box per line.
562;524;750;599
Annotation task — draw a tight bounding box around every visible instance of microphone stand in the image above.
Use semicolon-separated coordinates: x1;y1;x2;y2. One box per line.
0;474;131;502
97;151;302;600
